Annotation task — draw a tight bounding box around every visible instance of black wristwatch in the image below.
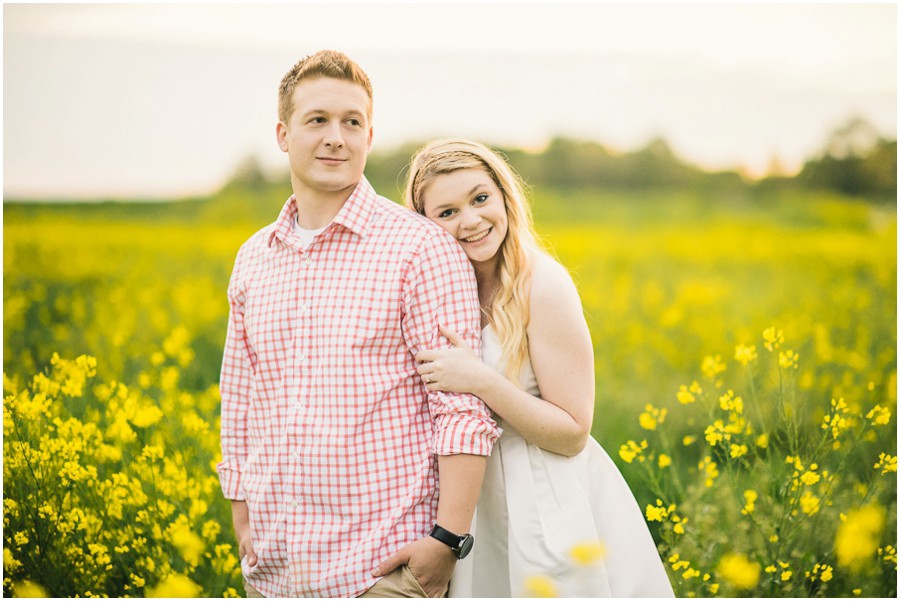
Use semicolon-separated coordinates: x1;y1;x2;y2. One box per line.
429;524;474;559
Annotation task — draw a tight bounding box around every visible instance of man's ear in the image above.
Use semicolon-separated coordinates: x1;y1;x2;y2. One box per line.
366;126;374;152
276;122;289;152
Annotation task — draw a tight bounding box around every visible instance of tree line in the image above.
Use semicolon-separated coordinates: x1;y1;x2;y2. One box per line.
226;115;895;204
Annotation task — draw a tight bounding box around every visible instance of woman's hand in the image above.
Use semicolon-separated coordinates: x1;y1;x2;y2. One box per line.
416;326;490;395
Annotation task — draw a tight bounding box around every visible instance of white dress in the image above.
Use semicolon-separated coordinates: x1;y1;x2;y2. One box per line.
449;326;675;598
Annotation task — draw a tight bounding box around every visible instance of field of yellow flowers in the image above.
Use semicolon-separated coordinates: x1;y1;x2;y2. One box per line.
4;188;896;597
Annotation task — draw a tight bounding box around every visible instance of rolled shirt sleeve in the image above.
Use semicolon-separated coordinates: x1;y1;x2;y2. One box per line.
216;242;258;501
401;226;501;456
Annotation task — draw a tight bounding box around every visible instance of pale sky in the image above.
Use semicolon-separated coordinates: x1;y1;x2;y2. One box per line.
3;2;897;200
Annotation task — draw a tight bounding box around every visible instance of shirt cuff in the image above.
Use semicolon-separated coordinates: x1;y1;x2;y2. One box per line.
217;461;246;501
432;412;501;456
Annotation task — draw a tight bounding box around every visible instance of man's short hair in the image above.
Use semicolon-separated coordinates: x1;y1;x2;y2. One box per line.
278;50;373;124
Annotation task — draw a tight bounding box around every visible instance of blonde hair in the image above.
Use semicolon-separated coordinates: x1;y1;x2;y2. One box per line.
405;139;541;383
278;50;373;123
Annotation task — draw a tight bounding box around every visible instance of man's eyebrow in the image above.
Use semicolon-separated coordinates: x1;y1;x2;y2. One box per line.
300;108;366;118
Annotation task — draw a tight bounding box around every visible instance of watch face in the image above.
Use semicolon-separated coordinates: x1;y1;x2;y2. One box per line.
457;534;474;559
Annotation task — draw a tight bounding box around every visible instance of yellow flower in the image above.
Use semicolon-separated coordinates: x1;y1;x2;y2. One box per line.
699;456;719;488
645;499;673;523
741;490;758;515
683;435;696;446
708;583;719;594
570;540;606;566
800;470;821;486
873;453;897;474
147;573;202;598
683;568;701;579
879;545;897;566
658;454;672;468
12;580;49;598
160;366;180;391
730;444;748;459
672;514;688;535
701;355;727;380
676;384;696;405
800;491;821;515
734;344;758;366
523;575;557;597
646;503;668;522
822;397;852;439
639;412;657;431
719;390;744;414
835;504;886;569
866;404;891;425
781;570;792;581
639;404;666;431
704;421;725;446
618;440;647;464
141;444;165;462
819;565;834;582
167;518;205;566
3;548;20;571
778;349;799;370
717;552;761;590
755;433;769;448
762;327;784;352
765;565;777;573
131;402;163;428
853;588;862;595
138;372;151;389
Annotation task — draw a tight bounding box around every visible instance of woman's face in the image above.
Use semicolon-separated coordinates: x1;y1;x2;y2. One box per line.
420;168;509;266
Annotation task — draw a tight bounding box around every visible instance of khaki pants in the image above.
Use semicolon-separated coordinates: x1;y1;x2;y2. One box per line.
242;566;447;598
243;578;264;598
360;565;447;598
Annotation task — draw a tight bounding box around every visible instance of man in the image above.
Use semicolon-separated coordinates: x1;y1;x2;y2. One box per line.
217;50;499;598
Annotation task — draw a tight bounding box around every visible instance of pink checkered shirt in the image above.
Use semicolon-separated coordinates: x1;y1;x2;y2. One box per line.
217;177;500;597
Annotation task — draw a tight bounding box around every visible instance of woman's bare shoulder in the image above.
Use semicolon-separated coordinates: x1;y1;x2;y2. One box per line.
529;251;583;320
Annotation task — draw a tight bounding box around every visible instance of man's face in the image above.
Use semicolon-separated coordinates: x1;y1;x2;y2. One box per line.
276;77;373;201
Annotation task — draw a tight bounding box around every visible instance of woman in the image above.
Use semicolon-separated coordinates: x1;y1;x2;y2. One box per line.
404;139;674;597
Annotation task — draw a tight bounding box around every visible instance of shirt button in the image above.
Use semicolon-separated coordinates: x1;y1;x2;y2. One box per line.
304;256;312;265
300;304;310;314
298;355;306;363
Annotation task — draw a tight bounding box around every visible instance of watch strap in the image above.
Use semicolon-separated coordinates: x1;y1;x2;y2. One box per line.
430;524;465;549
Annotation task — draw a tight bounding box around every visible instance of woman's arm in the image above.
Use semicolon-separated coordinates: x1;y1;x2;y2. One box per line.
416;255;595;457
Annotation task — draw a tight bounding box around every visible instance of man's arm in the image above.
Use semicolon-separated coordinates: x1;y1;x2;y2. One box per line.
217;247;258;560
372;454;486;596
372;229;499;595
231;500;258;568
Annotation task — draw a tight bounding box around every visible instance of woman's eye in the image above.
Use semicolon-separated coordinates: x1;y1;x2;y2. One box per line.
473;194;489;204
438;209;455;219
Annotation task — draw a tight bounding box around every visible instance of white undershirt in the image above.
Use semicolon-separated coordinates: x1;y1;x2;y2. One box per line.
292;215;327;250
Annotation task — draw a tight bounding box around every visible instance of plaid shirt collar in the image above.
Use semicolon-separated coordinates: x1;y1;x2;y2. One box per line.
268;176;380;248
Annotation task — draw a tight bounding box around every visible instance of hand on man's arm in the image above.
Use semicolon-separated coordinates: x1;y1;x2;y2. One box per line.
372;454;487;596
